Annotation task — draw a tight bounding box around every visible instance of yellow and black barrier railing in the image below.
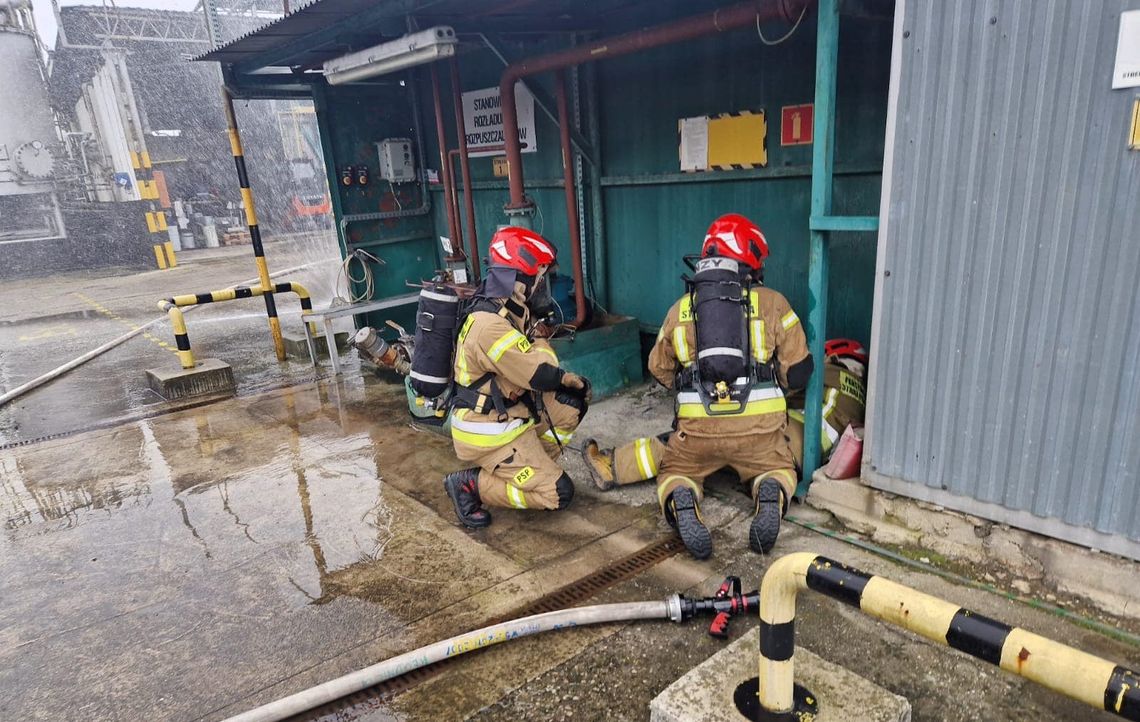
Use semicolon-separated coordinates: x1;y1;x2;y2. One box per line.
757;552;1140;721
221;89;285;362
158;282;317;369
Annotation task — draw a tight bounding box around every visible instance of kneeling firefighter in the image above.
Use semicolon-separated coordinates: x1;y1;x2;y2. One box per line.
442;226;592;528
607;214;811;559
583;338;866;487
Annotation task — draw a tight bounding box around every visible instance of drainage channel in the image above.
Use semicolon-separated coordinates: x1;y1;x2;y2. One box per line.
295;536;686;722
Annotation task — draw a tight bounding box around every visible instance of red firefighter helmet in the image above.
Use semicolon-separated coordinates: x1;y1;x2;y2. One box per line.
488;226;557;275
701;213;769;270
824;338;868;364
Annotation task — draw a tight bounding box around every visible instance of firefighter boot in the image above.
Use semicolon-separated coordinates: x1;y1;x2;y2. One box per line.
443;468;492;528
749;478;787;554
583;439;616;491
665;487;713;560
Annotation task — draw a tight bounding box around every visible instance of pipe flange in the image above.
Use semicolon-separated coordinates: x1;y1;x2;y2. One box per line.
15;140;54;180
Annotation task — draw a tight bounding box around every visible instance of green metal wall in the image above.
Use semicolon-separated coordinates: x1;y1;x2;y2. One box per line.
320;2;894;344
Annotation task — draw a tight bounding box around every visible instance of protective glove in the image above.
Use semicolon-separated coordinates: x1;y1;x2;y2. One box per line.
561;372;593;403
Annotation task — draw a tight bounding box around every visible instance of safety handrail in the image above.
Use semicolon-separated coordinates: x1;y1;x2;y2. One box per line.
157;282;317;369
758;552;1140;721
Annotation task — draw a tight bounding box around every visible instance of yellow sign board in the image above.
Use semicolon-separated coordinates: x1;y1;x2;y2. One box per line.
492;156;509;178
707;110;767;170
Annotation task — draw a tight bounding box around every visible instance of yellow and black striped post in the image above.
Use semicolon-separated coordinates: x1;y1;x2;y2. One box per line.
157;282;317;370
757;553;1140;721
157;300;196;369
221;89;286;362
134;150;176;270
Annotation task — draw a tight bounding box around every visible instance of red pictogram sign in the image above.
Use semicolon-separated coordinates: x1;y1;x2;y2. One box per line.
781;104;814;146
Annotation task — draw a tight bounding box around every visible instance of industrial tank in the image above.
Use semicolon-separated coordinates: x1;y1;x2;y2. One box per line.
0;0;57;196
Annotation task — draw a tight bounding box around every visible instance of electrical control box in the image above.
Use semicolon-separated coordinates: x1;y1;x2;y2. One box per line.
376;138;416;182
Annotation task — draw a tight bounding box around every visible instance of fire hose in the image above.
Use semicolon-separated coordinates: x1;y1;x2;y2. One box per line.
222;577;757;722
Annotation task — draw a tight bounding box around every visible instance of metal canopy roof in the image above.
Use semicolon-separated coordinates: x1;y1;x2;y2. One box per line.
194;0;651;70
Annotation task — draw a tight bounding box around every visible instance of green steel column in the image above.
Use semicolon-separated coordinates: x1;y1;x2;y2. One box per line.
312;82;349;260
800;0;840;497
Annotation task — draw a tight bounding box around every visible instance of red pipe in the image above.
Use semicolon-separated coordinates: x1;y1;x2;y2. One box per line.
446;149;463;258
450;57;480;281
430;64;460;253
498;0;812;208
555;70;588;328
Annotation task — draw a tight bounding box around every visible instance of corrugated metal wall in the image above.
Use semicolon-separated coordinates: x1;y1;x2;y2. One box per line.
866;0;1140;560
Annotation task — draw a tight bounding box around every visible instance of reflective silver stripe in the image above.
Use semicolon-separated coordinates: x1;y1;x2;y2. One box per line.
676;386;784;406
450;415;528;436
409;370;450;384
698;346;745;359
420;290;459;303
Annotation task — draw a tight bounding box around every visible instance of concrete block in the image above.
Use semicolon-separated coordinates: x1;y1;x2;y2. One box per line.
145;358;235;400
282;330;349;360
650;633;910;722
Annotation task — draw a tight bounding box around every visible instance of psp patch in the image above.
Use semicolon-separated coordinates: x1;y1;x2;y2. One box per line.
513;466;535;485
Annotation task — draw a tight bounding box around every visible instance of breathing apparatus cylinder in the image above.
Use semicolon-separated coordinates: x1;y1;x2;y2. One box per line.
409;280;459;398
692;256;748;387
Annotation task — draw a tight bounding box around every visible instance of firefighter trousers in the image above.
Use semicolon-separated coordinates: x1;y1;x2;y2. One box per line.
650;429;798;512
453;390;584;511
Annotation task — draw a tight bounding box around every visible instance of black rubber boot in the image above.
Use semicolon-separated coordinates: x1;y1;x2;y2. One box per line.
583;439;617;491
749;478;786;554
665;487;713;560
443;468;491;528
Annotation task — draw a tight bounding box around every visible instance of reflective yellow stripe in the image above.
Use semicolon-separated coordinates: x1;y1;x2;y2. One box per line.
788;407;841;452
678;296;694;323
751;319;768;362
506;484;528;509
748;289;760;317
540;427;574;444
534;345;558;363
822;387;839;421
673;326;692;366
456;348;470;385
781;310;799;330
657;474;701;509
488;329;527;362
450;412;533;447
634;437;657;479
677;396;786;419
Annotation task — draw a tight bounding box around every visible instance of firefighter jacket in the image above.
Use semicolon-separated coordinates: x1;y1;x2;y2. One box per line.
648;286;810;437
449;285;566;449
786;359;866;450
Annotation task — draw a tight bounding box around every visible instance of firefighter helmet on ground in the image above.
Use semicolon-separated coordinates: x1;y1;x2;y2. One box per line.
489;226;557;275
824;338;868;364
701;213;768;270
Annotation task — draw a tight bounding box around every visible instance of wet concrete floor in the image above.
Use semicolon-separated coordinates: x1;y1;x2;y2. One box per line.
0;371;1137;721
2;247;1139;720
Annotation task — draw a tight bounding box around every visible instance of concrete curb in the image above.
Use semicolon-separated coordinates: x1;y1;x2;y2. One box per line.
806;475;1140;622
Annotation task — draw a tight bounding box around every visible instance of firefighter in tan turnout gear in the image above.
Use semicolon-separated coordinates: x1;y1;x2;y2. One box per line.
442;226;591;528
586;214;812;559
585;338;866;485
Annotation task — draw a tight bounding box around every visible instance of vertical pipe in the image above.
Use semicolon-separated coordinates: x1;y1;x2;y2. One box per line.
583;60;607;308
450;57;480;280
445;149;463;255
221;88;286;362
800;0;839;495
556;70;588;327
430;65;460;249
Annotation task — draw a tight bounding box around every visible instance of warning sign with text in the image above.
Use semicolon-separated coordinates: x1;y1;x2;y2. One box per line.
462;83;537;158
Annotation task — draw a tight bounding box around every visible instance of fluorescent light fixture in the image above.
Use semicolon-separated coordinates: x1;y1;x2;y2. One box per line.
324;26;457;85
